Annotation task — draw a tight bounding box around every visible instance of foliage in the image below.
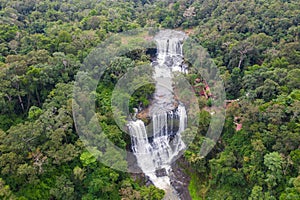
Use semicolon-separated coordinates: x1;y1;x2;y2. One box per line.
0;0;299;199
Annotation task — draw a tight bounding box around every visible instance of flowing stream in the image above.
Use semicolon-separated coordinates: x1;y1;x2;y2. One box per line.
128;30;188;199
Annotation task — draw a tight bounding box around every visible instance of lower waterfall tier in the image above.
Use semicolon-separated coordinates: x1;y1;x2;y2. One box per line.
128;105;187;192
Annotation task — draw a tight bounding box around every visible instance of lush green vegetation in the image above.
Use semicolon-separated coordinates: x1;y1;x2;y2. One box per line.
0;0;299;199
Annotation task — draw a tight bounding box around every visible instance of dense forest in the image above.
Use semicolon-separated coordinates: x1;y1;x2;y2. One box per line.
0;0;299;199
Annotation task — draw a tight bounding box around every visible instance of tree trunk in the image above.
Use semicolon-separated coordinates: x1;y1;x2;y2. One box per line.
238;55;243;69
18;94;25;112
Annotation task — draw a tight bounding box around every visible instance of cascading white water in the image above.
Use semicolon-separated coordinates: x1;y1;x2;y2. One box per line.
128;30;188;197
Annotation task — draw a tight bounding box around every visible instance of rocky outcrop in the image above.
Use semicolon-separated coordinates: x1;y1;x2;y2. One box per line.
155;168;168;177
170;157;192;200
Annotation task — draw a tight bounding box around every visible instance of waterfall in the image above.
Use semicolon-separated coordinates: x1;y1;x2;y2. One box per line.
128;30;188;196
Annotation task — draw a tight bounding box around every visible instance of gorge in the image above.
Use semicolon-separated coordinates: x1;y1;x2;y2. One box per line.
128;30;189;199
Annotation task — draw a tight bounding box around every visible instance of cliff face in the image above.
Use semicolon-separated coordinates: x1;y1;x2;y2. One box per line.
170;157;192;200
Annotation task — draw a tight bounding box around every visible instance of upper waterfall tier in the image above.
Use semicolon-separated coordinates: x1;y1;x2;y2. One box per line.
150;30;188;115
154;30;187;73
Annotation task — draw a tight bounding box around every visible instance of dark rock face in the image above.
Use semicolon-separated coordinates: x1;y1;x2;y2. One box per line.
170;157;192;200
127;148;143;173
155;168;168;177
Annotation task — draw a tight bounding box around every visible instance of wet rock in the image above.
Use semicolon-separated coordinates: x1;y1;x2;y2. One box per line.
164;57;174;67
155;168;168;177
145;176;154;187
127;150;143;173
170;157;192;200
